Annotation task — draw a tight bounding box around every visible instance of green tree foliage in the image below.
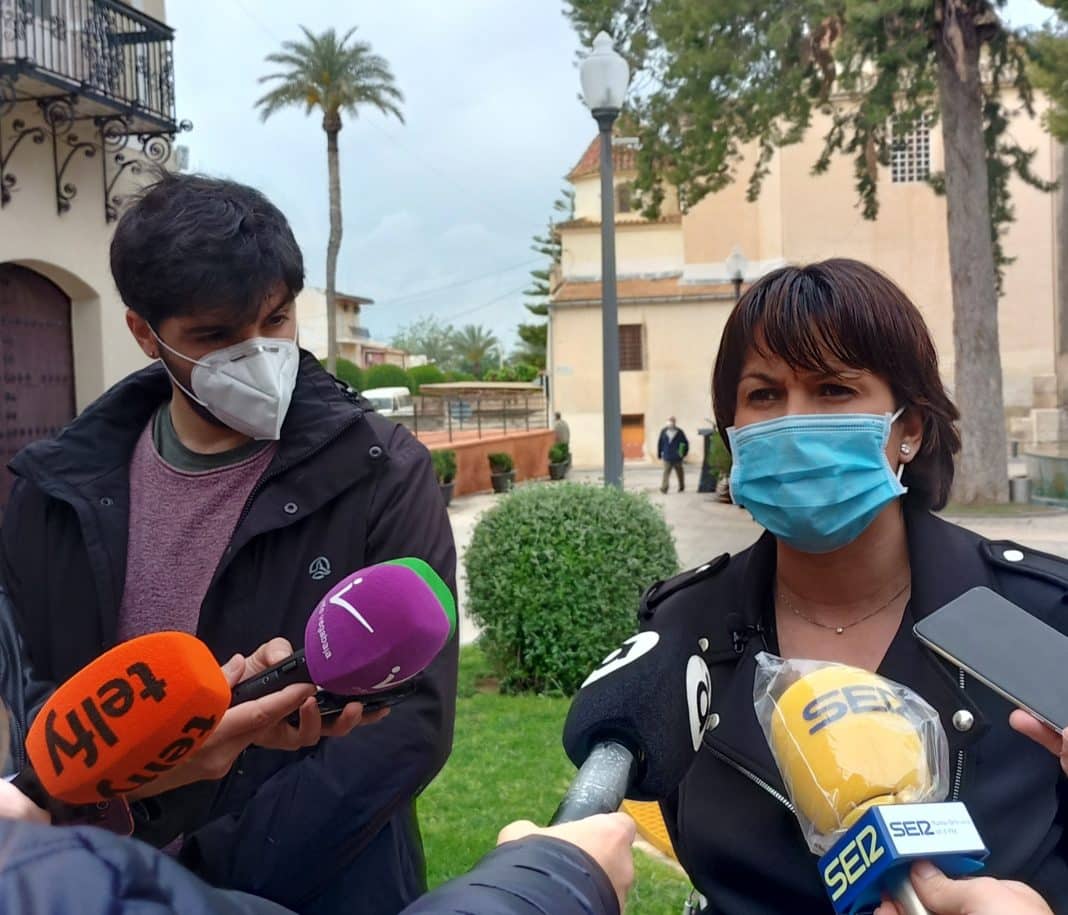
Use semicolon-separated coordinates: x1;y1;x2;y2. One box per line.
390;316;459;371
453;324;501;378
365;362;411;390
515;189;575;369
565;0;1055;502
256;26;403;375
1031;2;1068;141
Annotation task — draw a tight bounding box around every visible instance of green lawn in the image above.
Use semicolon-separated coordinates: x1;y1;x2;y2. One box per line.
419;645;692;913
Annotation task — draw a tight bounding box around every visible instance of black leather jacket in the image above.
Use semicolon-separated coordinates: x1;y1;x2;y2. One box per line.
641;507;1068;914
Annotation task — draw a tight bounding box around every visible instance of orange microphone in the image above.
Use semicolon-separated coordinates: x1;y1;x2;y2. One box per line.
16;632;230;807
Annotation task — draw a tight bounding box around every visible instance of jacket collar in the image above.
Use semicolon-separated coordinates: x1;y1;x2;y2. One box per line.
704;503;994;796
9;350;378;497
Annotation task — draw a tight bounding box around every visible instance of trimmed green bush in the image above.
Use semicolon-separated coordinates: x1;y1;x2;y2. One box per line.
488;452;514;474
549;442;569;464
432;449;457;484
444;370;476;382
465;483;678;694
322;357;365;392
408;364;446;393
365;363;412;391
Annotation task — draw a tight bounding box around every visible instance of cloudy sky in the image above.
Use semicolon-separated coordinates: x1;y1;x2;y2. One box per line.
169;0;1053;352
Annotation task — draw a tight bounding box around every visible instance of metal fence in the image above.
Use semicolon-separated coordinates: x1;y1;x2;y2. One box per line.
406;392;549;444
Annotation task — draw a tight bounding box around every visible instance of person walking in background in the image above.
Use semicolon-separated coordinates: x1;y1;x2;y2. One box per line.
553;412;570;446
657;417;689;493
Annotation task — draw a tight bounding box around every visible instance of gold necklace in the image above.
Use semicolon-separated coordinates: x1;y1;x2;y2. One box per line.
777;581;911;635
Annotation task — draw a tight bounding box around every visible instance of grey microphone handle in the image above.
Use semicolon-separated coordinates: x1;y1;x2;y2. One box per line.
888;867;932;915
550;741;636;825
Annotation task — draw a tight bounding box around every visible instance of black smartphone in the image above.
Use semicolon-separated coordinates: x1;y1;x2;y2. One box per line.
285;679;419;728
913;586;1068;732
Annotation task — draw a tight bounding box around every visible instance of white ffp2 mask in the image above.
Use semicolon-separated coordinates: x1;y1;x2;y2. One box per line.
152;331;299;440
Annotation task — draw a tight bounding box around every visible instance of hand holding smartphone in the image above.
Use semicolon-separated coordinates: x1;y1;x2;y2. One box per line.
914;587;1068;733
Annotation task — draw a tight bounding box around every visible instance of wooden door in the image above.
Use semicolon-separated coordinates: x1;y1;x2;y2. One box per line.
0;264;75;515
622;414;645;460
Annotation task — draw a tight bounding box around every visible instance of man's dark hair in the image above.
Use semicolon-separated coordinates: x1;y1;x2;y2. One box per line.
712;258;961;510
110;171;305;327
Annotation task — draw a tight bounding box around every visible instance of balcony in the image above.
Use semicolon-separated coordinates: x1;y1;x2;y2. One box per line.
0;0;178;130
0;0;189;220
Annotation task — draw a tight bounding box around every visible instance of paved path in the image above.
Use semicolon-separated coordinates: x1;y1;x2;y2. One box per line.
446;464;1068;645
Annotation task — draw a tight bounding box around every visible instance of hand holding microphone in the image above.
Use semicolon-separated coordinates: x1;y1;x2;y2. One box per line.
229;558;456;716
754;655;987;915
11;631;232;830
873;863;1053;915
497;813;638;913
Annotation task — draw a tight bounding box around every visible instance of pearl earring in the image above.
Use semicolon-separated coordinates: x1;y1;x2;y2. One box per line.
900;443;912;456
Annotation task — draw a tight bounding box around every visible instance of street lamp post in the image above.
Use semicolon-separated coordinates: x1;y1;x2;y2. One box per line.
726;245;748;303
581;32;630;489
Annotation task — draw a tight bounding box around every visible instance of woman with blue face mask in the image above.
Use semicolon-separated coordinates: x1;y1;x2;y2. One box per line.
640;259;1068;914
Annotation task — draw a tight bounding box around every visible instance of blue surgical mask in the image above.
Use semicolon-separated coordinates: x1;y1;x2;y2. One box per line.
727;408;907;554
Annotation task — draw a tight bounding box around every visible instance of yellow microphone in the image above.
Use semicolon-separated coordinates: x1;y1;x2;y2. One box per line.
769;665;933;835
764;662;986;915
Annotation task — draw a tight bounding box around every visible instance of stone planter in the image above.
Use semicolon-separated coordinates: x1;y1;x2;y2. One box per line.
548;461;569;481
490;470;516;493
439;481;455;506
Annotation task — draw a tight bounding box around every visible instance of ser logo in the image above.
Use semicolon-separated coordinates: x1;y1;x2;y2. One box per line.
581;632;660;689
823;824;886;903
889;820;934;838
802;684;908;736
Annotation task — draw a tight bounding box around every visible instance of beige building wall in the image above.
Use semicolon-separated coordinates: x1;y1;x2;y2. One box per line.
0;0;173;411
551;297;735;467
1;100;149;411
552;91;1062;468
563;222;685;279
572;172;681;224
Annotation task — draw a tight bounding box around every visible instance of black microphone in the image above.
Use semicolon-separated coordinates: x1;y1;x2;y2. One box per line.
553;612;714;824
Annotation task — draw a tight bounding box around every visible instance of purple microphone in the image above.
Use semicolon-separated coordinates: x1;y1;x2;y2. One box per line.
230;560;455;707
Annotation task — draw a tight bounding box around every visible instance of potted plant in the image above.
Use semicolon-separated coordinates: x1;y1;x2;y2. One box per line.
488;452;516;493
432;449;457;506
548;442;570;481
707;432;733;503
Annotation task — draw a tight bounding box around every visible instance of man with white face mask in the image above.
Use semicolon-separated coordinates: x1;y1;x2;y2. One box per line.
0;172;458;915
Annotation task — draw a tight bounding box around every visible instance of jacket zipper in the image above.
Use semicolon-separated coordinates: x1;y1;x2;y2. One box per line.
217;411;368;793
705;742;795;814
706;669;967;812
951;667;967;801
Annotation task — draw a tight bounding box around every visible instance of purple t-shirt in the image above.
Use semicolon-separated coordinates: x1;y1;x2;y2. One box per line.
116;418;276;642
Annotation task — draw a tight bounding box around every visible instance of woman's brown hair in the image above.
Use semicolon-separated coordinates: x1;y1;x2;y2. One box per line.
712;258;961;510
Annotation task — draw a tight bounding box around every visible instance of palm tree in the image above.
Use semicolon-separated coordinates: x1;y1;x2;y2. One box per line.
454;324;501;378
256;27;404;375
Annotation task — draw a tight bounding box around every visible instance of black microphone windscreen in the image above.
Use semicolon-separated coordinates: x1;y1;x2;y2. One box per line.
561;613;713;801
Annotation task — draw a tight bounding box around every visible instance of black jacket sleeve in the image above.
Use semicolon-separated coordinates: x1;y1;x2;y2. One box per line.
401;837;620;915
179;425;459;907
0;820;294;915
0;580;55;773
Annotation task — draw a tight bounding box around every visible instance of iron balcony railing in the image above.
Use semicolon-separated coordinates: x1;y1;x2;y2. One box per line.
0;0;177;127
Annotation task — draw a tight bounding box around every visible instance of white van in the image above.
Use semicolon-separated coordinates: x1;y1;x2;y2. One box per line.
363;386;414;420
